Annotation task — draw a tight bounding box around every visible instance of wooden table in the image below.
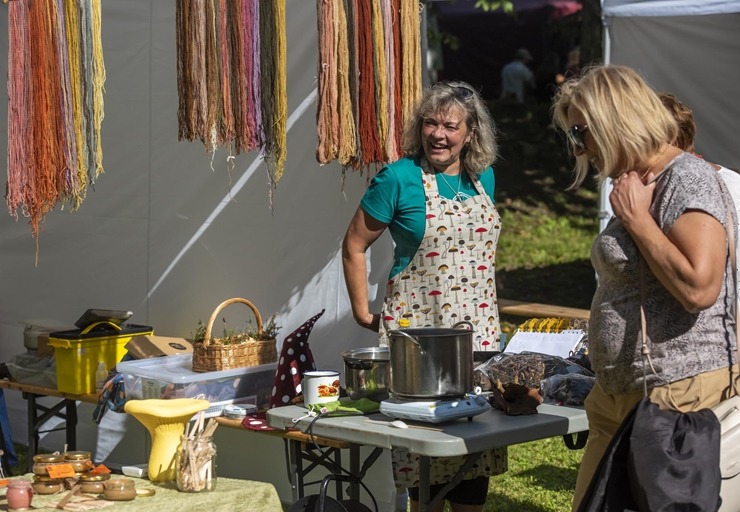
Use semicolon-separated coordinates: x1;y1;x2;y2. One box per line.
1;474;282;511
498;298;590;320
0;380;98;471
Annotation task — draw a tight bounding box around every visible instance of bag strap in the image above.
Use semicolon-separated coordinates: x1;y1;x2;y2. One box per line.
639;190;739;398
638;261;657;398
723;193;739;396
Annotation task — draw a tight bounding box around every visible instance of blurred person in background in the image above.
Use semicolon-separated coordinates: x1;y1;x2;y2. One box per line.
659;91;740;292
500;47;535;104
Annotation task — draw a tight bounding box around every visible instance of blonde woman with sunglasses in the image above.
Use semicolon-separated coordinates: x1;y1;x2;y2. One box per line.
552;65;738;511
342;81;505;511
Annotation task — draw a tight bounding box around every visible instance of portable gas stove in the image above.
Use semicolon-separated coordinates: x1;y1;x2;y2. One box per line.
379;391;490;423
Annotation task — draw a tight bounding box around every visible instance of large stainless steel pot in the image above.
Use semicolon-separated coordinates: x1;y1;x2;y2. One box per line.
388;322;474;399
340;346;390;402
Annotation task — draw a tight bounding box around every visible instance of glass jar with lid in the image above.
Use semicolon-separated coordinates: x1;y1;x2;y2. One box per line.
32;453;65;476
7;479;34;509
79;473;110;495
31;475;65;495
103;478;136;501
64;451;93;473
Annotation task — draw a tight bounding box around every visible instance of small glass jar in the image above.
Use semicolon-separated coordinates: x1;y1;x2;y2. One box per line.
7;479;33;510
31;475;65;495
103;478;136;501
79;473;110;494
68;461;93;472
64;451;93;473
32;454;64;476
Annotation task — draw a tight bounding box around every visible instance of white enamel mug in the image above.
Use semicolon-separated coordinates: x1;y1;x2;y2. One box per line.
302;370;341;408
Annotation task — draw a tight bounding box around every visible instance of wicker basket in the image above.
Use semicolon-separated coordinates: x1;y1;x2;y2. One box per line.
192;298;278;373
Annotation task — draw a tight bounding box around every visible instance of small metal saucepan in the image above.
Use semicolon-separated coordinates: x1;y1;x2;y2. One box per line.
340;346;390;402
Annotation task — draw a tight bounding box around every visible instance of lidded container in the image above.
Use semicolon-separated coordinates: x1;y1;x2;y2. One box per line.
64;450;93;473
340;346;390;402
32;475;65;495
79;473;111;494
387;321;474;398
49;322;153;394
32;453;65;476
7;479;34;509
24;324;49;352
103;478;137;501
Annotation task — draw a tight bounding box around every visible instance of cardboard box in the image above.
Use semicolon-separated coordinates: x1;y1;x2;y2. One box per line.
117;354;277;410
125;335;193;359
36;334;54;358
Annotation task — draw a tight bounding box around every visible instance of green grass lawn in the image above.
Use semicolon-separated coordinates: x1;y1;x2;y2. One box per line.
486;437;583;512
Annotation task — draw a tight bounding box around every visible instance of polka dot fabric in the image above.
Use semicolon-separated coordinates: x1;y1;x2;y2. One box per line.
268;309;325;409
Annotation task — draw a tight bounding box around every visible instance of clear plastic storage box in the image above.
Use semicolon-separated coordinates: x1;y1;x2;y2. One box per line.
117;354;276;411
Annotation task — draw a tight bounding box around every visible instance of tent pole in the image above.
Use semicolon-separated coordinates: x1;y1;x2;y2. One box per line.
421;1;431;88
599;0;612;234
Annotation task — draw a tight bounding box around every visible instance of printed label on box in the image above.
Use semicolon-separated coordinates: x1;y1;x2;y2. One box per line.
142;379;161;399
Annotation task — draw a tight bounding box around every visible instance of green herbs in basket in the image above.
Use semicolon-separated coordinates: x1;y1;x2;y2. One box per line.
192;313;280;345
191;298;280;372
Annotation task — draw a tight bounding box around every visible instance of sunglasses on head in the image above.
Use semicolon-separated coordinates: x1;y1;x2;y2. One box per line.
434;81;476;100
567;124;588;150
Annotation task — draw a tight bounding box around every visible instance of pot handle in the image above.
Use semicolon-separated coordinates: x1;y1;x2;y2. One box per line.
344;358;374;370
452;320;475;332
387;329;426;353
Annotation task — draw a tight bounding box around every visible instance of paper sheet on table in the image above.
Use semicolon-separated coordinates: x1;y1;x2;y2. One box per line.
503;330;585;359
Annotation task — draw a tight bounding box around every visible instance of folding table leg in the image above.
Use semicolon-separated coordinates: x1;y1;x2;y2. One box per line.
24;394;78;472
333;447;343;500
65;400;78;450
348;444;360;501
289;439;304;501
418;456;431;512
26;394;38;473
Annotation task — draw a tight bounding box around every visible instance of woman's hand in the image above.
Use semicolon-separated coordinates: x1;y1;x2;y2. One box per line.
611;171;726;313
609;171;656;228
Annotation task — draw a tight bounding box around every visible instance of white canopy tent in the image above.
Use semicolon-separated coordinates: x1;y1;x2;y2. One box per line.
0;1;398;505
598;0;740;231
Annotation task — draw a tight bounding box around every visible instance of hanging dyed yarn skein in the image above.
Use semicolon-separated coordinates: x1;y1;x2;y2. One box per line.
315;0;422;172
6;0;106;244
175;0;287;188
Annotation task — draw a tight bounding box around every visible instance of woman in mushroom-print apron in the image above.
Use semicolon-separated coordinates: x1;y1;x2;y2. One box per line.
342;81;505;512
380;166;501;348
